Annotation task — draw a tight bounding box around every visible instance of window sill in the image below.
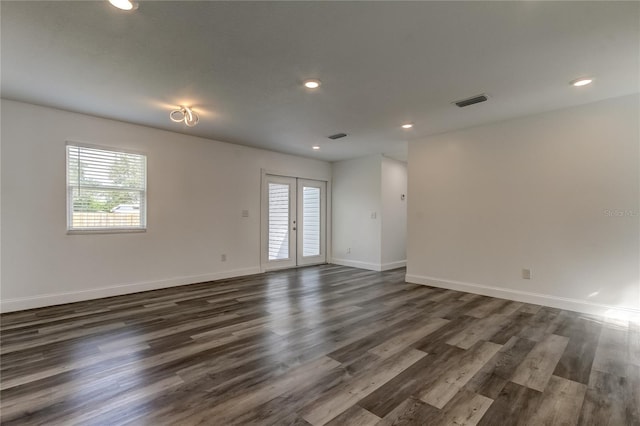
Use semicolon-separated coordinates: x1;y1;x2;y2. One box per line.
67;228;147;235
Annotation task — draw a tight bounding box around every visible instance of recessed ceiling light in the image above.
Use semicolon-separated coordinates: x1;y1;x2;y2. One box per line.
401;123;413;129
304;79;321;89
108;0;138;11
571;78;593;87
312;145;320;150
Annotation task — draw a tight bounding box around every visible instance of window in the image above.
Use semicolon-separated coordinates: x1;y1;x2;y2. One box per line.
66;143;146;232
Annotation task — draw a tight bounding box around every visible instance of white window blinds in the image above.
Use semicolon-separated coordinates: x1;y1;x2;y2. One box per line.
302;186;321;257
66;144;146;231
268;183;290;260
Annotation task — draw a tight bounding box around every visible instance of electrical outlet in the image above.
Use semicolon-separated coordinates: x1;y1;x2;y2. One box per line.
522;268;531;279
371;212;377;219
221;254;227;262
347;248;351;254
241;210;249;218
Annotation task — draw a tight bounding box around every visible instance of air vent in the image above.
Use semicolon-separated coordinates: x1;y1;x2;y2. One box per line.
454;94;488;108
328;133;347;140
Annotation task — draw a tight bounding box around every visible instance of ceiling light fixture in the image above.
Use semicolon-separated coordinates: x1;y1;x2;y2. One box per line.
401;123;413;129
108;0;139;11
312;145;320;150
303;79;321;89
170;106;199;127
571;78;593;87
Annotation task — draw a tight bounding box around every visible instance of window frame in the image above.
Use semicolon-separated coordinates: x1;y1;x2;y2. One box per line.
66;141;147;234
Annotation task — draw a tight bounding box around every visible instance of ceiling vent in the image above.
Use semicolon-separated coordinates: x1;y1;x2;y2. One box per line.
328;133;348;140
454;94;488;108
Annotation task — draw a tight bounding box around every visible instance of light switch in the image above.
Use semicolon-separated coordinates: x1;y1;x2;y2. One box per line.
241;210;249;218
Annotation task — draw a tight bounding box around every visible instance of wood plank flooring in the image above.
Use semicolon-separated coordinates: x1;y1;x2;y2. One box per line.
1;265;638;425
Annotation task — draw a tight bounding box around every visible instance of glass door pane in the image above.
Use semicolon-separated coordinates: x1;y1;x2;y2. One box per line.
268;182;290;260
263;175;297;270
297;179;326;266
302;186;321;257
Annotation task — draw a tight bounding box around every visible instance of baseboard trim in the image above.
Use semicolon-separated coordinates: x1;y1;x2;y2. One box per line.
330;259;406;272
381;260;407;271
405;274;640;320
331;258;382;271
0;267;262;313
405;273;640;319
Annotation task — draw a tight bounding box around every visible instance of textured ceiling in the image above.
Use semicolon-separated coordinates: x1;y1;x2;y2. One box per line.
2;1;638;161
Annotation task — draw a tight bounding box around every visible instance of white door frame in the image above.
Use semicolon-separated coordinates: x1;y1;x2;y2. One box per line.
260;169;331;272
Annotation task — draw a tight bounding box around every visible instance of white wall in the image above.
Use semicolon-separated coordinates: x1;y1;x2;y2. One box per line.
406;94;640;316
331;155;407;271
331;155;382;270
381;157;407;268
0;100;331;312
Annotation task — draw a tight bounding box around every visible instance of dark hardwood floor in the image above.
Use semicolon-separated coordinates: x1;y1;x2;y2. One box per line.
1;265;638;425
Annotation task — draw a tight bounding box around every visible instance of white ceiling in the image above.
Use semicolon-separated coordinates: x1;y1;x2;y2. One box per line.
2;1;638;162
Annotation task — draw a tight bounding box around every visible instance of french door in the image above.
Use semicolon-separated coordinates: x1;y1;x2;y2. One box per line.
262;174;327;271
